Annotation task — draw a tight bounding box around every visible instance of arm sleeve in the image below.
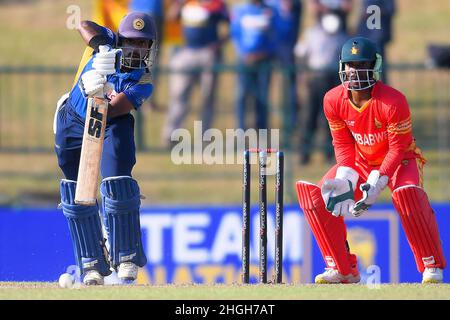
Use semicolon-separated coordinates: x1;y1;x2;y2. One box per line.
101;26;116;44
89;26;116;52
323;94;356;168
379;95;413;177
123;83;153;110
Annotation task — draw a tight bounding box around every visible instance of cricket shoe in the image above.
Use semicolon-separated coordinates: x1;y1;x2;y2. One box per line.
422;268;443;284
83;270;104;286
118;262;138;281
315;268;361;284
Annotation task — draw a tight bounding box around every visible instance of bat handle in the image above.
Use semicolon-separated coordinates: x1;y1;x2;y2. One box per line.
94;88;105;98
94;45;119;99
98;45;110;54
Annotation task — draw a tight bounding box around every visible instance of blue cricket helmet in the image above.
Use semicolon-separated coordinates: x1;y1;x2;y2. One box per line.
117;12;158;70
118;12;157;43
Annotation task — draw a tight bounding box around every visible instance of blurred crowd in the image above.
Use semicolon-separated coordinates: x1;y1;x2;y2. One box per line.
98;0;396;164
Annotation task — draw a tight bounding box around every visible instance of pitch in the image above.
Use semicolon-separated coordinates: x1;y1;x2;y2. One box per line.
1;282;449;300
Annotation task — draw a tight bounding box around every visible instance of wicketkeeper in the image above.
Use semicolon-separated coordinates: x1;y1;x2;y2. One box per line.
54;12;157;285
296;36;446;284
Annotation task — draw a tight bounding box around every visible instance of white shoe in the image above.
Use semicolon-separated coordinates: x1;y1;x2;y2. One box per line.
315;268;361;284
422;268;443;284
118;262;138;281
83;270;104;286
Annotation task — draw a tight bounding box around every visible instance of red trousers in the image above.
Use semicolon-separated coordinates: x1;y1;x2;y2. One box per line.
303;157;446;275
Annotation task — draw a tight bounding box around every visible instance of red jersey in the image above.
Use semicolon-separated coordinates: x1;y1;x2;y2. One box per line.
324;81;424;178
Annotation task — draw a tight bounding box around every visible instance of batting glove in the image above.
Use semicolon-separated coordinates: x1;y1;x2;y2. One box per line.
80;70;106;97
92;45;122;76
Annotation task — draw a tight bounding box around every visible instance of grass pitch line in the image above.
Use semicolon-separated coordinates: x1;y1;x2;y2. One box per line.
0;282;449;300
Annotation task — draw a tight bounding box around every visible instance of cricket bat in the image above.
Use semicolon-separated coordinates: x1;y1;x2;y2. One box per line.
75;45;115;205
74;91;108;205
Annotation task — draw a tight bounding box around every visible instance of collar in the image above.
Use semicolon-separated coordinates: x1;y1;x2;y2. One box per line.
343;80;381;100
116;68;146;81
345;81;381;113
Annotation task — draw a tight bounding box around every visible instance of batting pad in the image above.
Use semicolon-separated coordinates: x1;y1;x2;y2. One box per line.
392;185;446;272
296;181;356;276
60;180;111;276
100;176;147;269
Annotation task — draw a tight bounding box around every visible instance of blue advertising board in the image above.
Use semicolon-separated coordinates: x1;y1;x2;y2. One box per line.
0;204;449;283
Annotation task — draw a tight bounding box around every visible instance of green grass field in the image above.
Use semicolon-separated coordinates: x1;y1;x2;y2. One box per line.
1;282;449;300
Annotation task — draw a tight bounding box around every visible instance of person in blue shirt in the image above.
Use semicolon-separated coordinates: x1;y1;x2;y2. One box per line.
54;12;157;286
231;0;277;130
269;0;302;134
161;0;229;147
357;0;396;83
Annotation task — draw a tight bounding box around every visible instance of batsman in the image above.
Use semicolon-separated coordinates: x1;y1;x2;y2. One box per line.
296;37;446;284
54;12;157;285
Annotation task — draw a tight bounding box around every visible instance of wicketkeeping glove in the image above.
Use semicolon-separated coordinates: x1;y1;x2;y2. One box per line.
352;170;389;217
321;166;359;217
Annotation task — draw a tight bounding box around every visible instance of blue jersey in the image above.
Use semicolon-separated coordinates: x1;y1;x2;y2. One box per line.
269;0;302;47
129;0;163;17
181;0;229;49
68;27;153;119
230;3;277;57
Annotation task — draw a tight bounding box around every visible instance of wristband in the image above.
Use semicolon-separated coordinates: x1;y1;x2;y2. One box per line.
89;35;112;52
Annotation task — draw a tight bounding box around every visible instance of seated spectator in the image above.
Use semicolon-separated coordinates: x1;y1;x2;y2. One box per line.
295;12;348;164
231;0;277;130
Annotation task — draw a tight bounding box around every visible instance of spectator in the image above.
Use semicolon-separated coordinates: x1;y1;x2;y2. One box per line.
268;0;303;134
231;0;277;130
295;12;348;164
165;0;185;50
311;0;353;33
356;0;396;83
161;0;229;147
